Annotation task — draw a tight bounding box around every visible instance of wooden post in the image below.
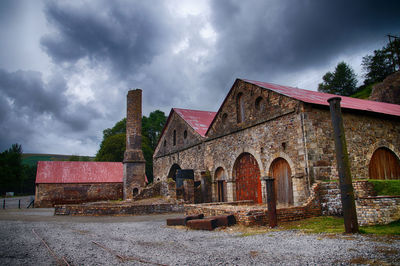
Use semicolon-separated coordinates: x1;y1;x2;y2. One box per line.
328;97;359;233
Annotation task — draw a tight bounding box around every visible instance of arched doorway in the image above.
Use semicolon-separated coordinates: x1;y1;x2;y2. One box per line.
215;167;226;202
270;158;293;206
369;147;400;180
167;164;181;181
233;153;262;203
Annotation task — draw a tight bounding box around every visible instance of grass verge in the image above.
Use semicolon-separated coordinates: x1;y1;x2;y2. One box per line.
280;216;400;235
368;179;400;196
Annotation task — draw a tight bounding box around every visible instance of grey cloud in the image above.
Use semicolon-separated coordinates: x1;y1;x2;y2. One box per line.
41;0;179;78
208;0;400;88
0;69;100;133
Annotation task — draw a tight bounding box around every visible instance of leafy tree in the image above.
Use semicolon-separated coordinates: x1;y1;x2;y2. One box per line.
95;133;126;162
95;110;166;183
362;38;399;85
318;62;358;96
0;143;36;195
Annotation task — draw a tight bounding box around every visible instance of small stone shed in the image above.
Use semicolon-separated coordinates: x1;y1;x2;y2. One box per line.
35;161;123;207
153;78;400;207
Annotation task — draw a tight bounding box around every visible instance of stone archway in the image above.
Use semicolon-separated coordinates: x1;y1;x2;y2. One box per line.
167;163;181;181
215;167;227;202
269;157;293;206
233;153;262;203
369;147;400;180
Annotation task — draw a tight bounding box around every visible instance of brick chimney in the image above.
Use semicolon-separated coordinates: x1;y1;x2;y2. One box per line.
123;89;146;200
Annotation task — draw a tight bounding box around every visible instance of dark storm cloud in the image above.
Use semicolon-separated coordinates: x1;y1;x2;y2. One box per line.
41;0;178;77
208;0;400;87
0;68;101;152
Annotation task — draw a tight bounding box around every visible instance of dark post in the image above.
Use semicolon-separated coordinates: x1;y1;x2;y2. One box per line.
264;178;277;228
328;97;359;233
18;199;21;209
3;199;5;209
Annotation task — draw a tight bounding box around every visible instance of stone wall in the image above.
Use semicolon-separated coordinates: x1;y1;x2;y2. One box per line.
356;196;400;226
153;78;400;208
304;105;400;181
185;183;321;226
319;181;377;216
35;183;123;208
55;202;184;216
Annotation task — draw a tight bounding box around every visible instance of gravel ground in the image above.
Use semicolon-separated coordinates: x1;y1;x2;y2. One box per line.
0;209;399;265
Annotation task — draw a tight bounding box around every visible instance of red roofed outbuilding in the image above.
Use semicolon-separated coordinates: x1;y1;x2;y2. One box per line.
35;161;123;207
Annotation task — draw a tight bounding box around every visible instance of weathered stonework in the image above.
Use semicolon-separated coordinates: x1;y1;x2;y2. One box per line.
356;196;400;226
35;183;123;208
153;79;400;208
124;89;146;199
185;183;321;226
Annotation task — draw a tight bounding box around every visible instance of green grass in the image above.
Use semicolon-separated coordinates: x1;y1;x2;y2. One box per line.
280;216;400;235
359;220;400;235
22;155;53;166
280;216;345;234
351;84;373;99
368;179;400;196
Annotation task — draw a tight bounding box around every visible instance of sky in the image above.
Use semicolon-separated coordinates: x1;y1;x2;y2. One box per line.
0;0;399;156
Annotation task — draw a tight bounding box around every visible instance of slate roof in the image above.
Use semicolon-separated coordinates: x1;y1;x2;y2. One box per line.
35;161;123;184
173;108;216;137
243;79;400;117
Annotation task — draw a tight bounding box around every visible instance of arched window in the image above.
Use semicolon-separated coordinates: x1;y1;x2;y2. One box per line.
236;92;245;123
163;140;167;147
222;113;228;125
183;130;187;139
255;96;264;111
173;130;176;146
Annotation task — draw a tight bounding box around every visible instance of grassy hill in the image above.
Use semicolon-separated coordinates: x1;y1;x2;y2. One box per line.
22;153;94;167
351;84;373;99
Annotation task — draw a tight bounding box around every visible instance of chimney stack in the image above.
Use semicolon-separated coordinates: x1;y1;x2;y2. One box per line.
123;89;146;200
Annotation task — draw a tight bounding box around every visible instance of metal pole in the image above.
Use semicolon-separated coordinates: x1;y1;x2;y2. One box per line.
264;178;277;228
3;199;5;209
328;97;359;233
18;199;21;209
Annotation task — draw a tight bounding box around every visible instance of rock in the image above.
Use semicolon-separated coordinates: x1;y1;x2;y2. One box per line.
369;71;400;104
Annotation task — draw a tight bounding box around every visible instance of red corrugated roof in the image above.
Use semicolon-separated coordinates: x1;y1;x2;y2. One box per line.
173;108;216;137
36;161;123;184
243;79;400;117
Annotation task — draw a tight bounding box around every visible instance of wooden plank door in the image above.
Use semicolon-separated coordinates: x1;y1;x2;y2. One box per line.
369;148;400;180
234;153;262;203
271;158;293;205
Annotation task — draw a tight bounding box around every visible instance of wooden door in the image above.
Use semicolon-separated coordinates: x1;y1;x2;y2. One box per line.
234;153;262;203
369;148;400;180
270;158;293;205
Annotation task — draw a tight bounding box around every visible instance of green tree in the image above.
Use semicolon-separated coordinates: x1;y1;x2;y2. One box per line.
95;110;166;183
362;38;399;85
318;62;358;96
0;143;28;195
95;133;126;162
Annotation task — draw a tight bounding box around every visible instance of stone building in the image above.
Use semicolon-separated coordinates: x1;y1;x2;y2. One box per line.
35;161;123;207
153;78;400;206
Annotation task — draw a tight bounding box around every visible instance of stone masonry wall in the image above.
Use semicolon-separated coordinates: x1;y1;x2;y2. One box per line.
153;111;206;182
35;183;123;208
357;196;400;226
304;105;400;181
185;182;321;226
205;111;309;205
320;180;377;216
